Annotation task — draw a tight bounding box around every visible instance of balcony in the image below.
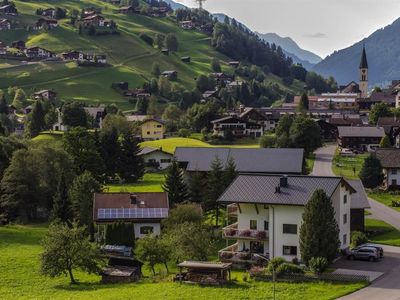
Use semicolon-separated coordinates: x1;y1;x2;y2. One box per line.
222;223;268;241
227;203;238;216
218;243;268;264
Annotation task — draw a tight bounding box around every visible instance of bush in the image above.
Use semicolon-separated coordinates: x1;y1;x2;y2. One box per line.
308;257;328;274
267;257;286;273
260;135;277;148
351;231;368;248
276;263;304;276
139;33;154;46
178;128;191;137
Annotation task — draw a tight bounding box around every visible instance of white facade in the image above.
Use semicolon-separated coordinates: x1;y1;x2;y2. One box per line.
223;184;351;262
141;150;172;170
383;168;400;188
134;222;161;238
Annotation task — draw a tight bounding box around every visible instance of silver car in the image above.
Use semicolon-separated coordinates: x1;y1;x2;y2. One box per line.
347;246;380;262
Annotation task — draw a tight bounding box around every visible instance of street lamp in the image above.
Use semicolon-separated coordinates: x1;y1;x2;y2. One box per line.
253;254;276;300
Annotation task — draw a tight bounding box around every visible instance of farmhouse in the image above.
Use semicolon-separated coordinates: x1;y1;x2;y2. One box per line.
32;89;57;101
25;46;55;59
118;5;137;14
93;192;169;239
240;107;276;131
0;4;18;15
211;116;264;138
138;146;173;170
34;18;58;30
228;61;240;68
79;53;107;64
140;118;166;140
0;18;10;30
337;126;385;151
174;147;305;175
376;148;400;190
82;14;112;27
60;50;81;60
40;8;57;18
218;174;355;263
211;72;234;84
161;70;178;80
180;20;195;29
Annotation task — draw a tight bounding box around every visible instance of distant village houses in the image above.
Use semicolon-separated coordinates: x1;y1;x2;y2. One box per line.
32;89;57;101
0;4;18;15
34;18;58;30
25;46;56;59
0;18;10;30
211;116;264;138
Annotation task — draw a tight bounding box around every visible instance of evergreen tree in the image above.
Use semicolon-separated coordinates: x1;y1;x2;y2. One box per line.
162;160;189;206
298;92;309;111
0;93;9;115
379;135;392;148
223;156;237;188
117;134;144;183
26;100;46;137
189;170;205;203
147;95;159;115
100;127;119;178
196;74;211;93
299;189;340;264
154;33;165;49
205;156;225;226
211;57;221;72
360;154;384;188
151;62;161;77
165;33;178;52
69;171;101;238
12;88;26;110
50;173;72;223
135;98;148;114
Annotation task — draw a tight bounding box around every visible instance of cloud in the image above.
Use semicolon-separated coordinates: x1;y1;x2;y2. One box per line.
304;32;328;39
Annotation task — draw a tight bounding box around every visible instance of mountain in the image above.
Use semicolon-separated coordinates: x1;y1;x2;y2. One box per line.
313;18;400;86
257;33;322;67
163;0;186;10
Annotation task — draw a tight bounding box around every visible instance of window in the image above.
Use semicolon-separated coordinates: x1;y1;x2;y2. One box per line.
147;131;150;135
283;224;297;234
343;234;347;245
140;226;154;235
264;221;269;231
250;220;257;230
156;125;162;128
160;159;171;163
283;246;297;256
343;214;347;224
392;169;398;175
343;194;347;204
392;179;397;186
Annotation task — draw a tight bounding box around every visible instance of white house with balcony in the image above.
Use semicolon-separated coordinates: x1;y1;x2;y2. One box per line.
211;116;263;138
218;174;355;264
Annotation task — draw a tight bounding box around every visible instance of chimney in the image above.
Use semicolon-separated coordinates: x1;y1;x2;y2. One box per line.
280;175;288;188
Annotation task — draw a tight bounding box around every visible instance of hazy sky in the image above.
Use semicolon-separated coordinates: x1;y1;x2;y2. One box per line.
175;0;400;58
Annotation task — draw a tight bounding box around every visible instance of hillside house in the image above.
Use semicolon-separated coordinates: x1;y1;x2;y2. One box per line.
118;5;137;14
79;53;107;64
337;126;385;151
211;72;234;84
34;18;58;30
161;48;169;55
94;192;169;239
82;14;111;27
376;148;400;190
140;118;166;140
0;4;18;15
211;116;264;138
32;89;57;101
180;20;195;29
181;56;190;63
125;114;149;123
0;18;10;30
218;174;355;263
0;41;6;54
202;90;218;99
174;147;305;175
11;40;25;49
228;61;240;68
138;147;173;170
60;50;81;60
25;46;55;59
41;8;56;18
240;107;276;131
161;70;178;80
148;6;169;17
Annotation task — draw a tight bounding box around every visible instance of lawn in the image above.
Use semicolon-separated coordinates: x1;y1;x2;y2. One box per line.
368;192;400;212
305;153;316;175
0;224;367;300
332;150;368;179
106;172;165;192
365;218;400;246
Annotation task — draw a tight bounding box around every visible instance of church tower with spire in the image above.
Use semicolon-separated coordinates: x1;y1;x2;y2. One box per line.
359;45;369;98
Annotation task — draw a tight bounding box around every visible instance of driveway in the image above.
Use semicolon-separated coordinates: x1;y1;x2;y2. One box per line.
312;144;336;176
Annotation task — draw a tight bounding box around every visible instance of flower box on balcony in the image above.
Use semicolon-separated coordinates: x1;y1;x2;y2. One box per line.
239;230;252;237
256;231;267;240
237;252;251;260
224;228;237;236
220;252;234;259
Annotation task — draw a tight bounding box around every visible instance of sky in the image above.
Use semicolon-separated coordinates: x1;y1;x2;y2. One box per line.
175;0;400;59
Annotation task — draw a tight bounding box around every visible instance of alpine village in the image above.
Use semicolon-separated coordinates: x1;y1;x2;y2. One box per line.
1;0;400;299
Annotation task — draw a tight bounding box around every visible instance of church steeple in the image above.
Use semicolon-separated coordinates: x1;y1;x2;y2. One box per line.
359;45;368;98
359;45;368;69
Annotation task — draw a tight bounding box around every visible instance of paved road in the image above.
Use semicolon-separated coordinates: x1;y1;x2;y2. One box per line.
312;145;400;299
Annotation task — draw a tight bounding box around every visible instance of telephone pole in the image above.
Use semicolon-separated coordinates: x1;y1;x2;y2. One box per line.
195;0;206;9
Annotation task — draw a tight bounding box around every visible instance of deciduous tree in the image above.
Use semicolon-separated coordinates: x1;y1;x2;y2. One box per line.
360;154;384;188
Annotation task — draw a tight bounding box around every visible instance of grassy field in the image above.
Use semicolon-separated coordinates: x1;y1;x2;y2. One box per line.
0;0;304;109
366;218;400;246
332;150;368;179
368;192;400;212
0;224;367;300
106;172;165;192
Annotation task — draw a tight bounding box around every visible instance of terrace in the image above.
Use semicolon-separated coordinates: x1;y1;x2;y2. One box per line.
218;243;269;264
222;222;268;241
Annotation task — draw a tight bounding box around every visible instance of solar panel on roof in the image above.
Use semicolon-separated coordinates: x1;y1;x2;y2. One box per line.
97;208;168;220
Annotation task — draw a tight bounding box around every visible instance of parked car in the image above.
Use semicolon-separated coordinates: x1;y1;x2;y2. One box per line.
347;246;380;262
340;148;355;156
355;243;384;258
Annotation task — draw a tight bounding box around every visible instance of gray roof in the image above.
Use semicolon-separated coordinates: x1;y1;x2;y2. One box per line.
174;147;304;173
376;148;400;168
218;174;355;206
138;146;171;156
348;180;370;209
338;126;385;138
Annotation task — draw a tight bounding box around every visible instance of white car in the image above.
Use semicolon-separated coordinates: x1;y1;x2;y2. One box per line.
340;148;355;156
